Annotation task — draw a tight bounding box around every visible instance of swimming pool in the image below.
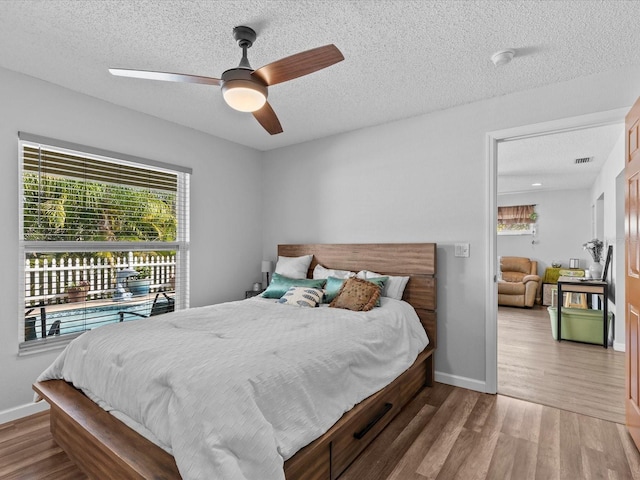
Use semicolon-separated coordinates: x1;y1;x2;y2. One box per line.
26;301;155;339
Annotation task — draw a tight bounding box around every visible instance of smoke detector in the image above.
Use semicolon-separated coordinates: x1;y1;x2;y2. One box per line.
491;49;515;66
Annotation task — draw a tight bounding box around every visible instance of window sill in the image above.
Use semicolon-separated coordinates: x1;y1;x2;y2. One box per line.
497;231;534;236
18;332;83;356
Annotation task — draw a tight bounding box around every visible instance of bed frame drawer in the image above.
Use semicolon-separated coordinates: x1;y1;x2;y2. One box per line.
330;383;401;479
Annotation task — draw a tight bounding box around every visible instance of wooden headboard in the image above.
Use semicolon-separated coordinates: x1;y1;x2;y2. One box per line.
278;243;437;348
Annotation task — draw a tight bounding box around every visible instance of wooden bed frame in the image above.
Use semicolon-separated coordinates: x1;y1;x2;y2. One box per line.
33;243;437;480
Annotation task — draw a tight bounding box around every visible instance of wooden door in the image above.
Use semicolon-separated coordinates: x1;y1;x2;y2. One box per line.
626;96;640;448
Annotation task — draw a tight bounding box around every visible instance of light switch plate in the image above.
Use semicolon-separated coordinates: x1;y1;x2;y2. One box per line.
454;243;470;258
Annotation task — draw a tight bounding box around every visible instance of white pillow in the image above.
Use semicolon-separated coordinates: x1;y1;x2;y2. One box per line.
277;286;323;307
357;270;410;300
312;264;356;280
274;255;313;279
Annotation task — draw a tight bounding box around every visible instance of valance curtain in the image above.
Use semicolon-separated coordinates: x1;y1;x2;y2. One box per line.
497;205;536;224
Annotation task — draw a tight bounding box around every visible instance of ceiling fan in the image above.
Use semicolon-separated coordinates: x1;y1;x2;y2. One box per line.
109;26;344;135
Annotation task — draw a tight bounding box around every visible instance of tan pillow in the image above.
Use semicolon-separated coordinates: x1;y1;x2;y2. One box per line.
329;277;380;312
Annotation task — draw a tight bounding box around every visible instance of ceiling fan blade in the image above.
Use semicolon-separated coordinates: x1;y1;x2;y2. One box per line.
109;68;221;86
253;102;283;135
252;44;344;86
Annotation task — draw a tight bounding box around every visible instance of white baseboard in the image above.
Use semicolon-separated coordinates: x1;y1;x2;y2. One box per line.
614;340;625;352
435;370;489;393
0;401;49;426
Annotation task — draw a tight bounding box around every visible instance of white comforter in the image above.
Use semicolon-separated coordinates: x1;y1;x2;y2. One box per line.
37;297;428;480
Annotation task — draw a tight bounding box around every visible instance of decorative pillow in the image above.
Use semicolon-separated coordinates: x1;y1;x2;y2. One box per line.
313;264;356;280
357;270;409;300
262;273;326;299
323;276;347;303
363;276;388;306
277;286;323;307
274;255;313;279
329;277;381;312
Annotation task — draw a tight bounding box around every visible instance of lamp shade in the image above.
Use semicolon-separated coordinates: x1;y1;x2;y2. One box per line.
261;260;273;273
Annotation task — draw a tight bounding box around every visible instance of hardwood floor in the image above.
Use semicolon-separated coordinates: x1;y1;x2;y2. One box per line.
343;383;640;480
497;305;625;424
3;383;640;479
0;411;86;480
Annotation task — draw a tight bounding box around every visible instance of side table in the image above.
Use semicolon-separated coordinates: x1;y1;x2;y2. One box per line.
245;290;264;299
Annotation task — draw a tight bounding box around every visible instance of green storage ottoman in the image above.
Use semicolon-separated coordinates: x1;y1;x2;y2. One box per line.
547;306;612;345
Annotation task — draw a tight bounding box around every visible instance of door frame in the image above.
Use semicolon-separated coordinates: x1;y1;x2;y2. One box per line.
485;107;629;394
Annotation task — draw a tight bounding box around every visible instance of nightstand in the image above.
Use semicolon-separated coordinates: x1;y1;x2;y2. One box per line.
245;290;264;299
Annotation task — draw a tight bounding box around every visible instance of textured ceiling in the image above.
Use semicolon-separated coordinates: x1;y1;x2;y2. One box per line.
1;1;640;152
497;123;623;195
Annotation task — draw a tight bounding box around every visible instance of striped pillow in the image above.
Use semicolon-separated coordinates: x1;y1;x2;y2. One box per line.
277;286;323;308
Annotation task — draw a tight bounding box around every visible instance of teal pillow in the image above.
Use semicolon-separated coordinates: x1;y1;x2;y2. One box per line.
324;276;346;303
366;276;388;306
262;272;326;299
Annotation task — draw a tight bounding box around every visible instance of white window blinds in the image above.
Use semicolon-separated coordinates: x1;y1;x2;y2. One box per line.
19;133;191;353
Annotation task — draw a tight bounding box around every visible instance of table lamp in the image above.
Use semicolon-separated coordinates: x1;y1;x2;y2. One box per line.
262;260;273;286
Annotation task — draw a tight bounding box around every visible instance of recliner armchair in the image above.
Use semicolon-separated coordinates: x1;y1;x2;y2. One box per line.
498;256;541;308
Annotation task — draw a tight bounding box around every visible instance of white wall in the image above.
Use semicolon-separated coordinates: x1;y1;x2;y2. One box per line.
497;189;592;274
0;67;263;415
262;66;640;391
590;131;625;349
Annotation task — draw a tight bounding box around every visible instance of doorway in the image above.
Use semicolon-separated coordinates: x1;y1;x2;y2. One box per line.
486;108;628;420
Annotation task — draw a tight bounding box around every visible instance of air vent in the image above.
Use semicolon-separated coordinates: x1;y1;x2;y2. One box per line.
574;157;592;164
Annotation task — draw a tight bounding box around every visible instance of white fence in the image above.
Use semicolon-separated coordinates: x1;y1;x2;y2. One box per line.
25;252;176;305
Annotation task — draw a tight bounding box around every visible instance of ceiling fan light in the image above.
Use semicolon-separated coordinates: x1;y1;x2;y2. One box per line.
222;81;267;112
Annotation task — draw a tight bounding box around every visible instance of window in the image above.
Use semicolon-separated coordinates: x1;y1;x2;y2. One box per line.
19;133;190;353
497;204;537;235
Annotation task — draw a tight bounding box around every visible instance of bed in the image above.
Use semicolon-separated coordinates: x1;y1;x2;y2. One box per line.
33;243;437;480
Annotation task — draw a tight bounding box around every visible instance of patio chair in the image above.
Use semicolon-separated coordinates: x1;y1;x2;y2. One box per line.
118;292;175;322
25;303;48;340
